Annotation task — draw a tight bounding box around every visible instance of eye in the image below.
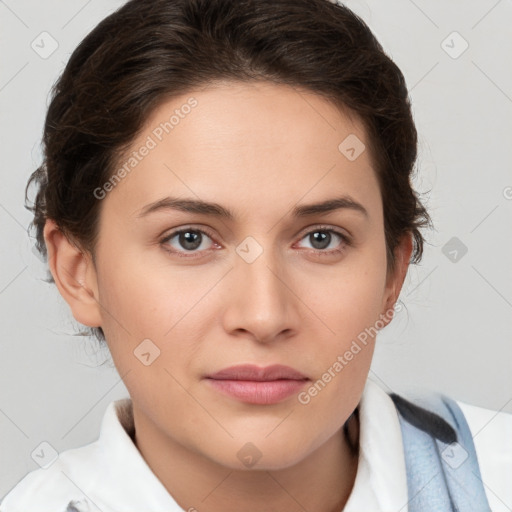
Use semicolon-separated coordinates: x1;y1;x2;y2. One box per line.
160;227;218;257
295;226;352;255
160;225;352;259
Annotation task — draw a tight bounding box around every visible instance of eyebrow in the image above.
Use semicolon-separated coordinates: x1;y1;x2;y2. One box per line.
136;195;369;220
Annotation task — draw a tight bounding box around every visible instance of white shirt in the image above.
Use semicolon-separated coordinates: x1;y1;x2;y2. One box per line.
1;378;511;511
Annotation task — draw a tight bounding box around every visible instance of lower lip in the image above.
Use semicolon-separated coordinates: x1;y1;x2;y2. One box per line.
206;378;309;405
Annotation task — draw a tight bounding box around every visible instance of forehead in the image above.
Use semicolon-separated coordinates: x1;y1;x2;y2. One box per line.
103;80;381;222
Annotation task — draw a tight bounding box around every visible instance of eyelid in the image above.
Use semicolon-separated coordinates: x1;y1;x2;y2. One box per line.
296;223;352;242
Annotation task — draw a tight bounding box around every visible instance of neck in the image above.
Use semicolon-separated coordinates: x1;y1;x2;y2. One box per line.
133;408;360;512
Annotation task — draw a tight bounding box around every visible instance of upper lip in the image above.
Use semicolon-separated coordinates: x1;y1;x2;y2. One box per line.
206;364;309;381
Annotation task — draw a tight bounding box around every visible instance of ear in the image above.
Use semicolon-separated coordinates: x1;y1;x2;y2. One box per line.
379;233;414;327
43;219;102;328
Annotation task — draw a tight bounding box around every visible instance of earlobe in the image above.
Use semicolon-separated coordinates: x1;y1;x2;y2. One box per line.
43;219;102;328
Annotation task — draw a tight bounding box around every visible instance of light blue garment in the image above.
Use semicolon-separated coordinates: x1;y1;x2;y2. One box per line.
390;391;492;512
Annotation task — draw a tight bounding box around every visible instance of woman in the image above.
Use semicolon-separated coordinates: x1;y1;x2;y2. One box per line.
1;0;510;510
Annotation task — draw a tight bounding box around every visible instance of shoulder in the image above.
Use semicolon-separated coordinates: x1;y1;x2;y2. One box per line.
0;398;141;512
391;387;512;512
456;399;512;511
386;386;512;511
458;399;512;511
0;443;100;512
0;399;128;512
457;399;512;441
456;398;512;465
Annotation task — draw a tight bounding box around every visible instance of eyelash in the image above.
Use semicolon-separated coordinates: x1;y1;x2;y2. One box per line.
159;225;352;259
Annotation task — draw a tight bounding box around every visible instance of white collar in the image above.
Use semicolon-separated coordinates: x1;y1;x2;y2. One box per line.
96;377;409;511
343;377;409;512
91;397;183;510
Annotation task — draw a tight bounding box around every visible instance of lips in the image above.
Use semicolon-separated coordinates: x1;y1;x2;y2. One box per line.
205;364;309;405
206;364;308;381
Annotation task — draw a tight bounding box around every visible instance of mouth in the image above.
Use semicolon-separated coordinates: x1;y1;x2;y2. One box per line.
204;364;310;405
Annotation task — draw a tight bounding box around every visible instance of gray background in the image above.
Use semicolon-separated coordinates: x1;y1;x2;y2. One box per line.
1;0;511;499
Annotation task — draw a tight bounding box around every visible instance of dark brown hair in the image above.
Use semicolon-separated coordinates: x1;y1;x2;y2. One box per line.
26;0;432;343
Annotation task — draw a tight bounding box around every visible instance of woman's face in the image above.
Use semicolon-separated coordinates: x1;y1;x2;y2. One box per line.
59;81;410;469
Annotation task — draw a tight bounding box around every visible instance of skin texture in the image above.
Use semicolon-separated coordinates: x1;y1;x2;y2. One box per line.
44;80;413;512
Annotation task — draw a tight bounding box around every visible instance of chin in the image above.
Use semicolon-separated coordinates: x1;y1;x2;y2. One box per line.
206;440;311;472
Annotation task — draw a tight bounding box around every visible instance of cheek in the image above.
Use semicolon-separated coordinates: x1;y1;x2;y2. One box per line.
97;248;191;333
296;247;387;405
95;250;216;375
95;259;205;420
297;284;380;436
307;256;388;349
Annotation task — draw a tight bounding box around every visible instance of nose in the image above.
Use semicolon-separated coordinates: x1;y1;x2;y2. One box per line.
221;242;299;344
